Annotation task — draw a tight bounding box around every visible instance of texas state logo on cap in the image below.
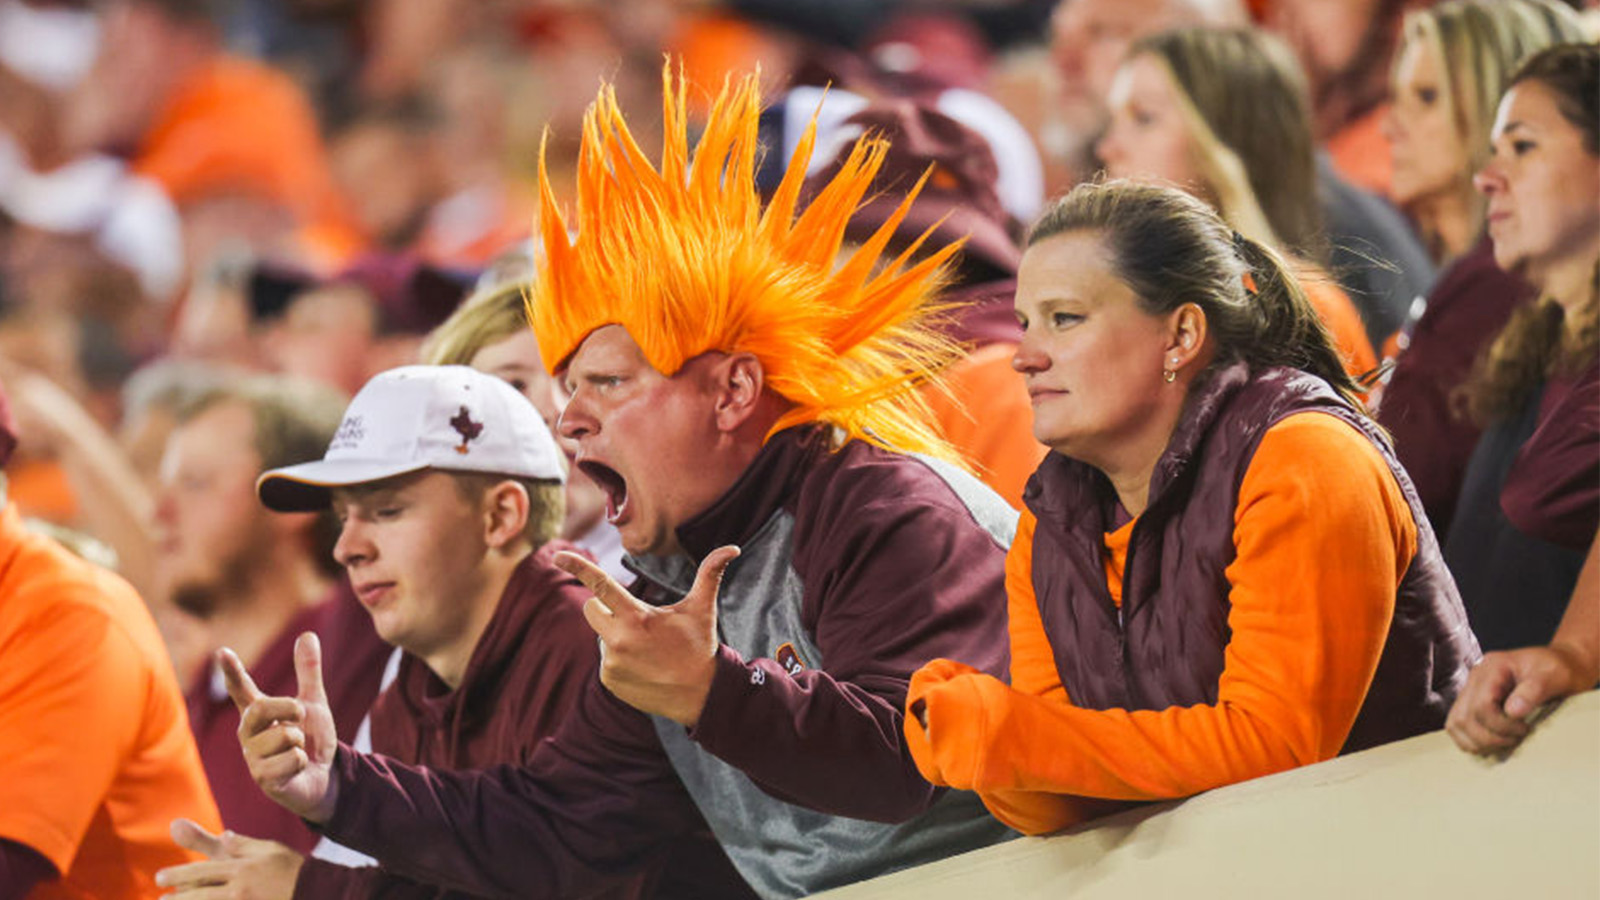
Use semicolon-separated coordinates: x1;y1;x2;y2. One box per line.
257;365;565;512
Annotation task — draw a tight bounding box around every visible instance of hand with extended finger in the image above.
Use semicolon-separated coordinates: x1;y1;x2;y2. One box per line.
221;632;339;823
555;546;740;728
155;818;304;899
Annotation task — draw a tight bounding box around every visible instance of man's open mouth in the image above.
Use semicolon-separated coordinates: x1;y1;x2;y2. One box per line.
578;460;629;524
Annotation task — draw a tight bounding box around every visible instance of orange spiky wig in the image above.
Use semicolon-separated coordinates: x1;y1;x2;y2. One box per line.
528;64;964;459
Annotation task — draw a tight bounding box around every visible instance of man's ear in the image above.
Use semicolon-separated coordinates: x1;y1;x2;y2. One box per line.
712;353;765;434
483;481;530;551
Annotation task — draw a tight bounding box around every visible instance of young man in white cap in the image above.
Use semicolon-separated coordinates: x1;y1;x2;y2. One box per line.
157;365;742;899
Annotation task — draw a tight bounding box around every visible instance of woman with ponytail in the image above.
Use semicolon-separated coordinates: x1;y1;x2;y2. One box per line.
904;180;1478;835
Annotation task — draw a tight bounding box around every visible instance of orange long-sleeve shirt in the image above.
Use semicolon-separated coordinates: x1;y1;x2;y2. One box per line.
905;412;1417;835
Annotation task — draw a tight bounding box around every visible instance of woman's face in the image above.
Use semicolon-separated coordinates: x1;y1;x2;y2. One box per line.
1474;81;1600;286
1099;55;1204;193
1386;40;1470;209
1012;230;1178;466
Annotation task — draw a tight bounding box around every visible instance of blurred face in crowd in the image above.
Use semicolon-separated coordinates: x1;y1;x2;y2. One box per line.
262;284;379;395
1051;0;1241;135
1263;0;1383;94
468;327;607;540
1474;81;1600;294
1013;231;1183;468
470;328;562;422
556;325;727;557
331;119;440;249
1099;55;1205;196
1051;0;1152;125
331;471;504;675
1386;41;1469;209
154;401;275;616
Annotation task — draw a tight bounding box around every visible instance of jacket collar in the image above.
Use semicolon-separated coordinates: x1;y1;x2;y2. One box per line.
624;425;833;594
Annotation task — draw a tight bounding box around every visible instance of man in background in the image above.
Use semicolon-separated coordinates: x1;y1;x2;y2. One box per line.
154;373;388;852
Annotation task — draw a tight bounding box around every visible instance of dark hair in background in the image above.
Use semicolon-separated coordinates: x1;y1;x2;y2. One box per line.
1462;42;1600;426
1029;180;1363;409
1132;27;1327;264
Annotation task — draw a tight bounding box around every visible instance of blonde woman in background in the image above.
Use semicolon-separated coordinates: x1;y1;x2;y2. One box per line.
1378;0;1585;537
421;262;625;580
1387;0;1586;267
1096;26;1379;381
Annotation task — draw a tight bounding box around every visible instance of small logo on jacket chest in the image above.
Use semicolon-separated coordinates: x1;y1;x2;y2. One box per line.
774;642;806;676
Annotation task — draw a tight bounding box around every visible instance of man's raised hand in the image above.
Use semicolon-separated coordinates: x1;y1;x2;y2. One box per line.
220;632;339;823
555;545;740;728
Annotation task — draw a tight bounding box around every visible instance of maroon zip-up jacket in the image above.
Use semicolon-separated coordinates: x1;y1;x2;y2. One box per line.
292;544;745;899
309;427;1017;899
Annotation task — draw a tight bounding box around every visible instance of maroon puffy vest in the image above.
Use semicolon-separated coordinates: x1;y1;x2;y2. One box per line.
1022;362;1480;752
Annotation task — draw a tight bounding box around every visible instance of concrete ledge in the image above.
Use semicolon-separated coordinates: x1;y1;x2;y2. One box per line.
812;689;1600;899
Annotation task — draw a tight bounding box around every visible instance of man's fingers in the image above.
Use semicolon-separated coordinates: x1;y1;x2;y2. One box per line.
294;632;329;707
555;550;647;618
581;595;618;642
154;858;233;890
684;545;740;613
253;746;312;784
238;697;305;738
169;818;226;859
218;648;266;713
241;721;307;762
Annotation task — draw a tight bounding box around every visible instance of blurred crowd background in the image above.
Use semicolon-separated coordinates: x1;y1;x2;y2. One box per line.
1;0;1597;684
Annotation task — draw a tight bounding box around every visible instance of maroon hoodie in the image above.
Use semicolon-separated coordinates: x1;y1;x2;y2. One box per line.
292;544;745;899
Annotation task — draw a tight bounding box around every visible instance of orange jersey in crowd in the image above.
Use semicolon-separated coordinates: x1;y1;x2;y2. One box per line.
0;505;220;898
905;412;1416;835
133;57;364;268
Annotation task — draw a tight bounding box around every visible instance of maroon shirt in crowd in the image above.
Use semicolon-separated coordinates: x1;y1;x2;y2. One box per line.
1379;237;1534;536
1502;358;1600;549
186;583;389;852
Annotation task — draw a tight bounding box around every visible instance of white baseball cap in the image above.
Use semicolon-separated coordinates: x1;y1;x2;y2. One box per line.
257;365;565;512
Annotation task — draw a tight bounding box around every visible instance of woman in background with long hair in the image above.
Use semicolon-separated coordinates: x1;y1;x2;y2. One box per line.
1444;42;1598;658
1096;26;1379;381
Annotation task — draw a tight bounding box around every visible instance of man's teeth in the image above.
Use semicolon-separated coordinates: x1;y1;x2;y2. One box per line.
606;493;628;524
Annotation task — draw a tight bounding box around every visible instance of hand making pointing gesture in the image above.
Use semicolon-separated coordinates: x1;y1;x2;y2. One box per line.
219;632;339;824
553;545;740;728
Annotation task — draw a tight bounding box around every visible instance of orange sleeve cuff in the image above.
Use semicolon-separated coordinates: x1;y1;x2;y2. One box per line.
905;658;985;787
